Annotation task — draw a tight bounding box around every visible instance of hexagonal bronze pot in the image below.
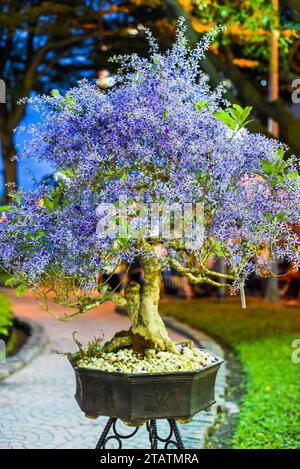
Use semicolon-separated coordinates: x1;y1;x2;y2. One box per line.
69;352;223;422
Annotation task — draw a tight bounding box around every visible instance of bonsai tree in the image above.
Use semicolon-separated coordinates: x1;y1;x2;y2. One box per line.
0;20;299;355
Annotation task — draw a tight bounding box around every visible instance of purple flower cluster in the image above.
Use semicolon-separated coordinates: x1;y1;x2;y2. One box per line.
1;20;299;292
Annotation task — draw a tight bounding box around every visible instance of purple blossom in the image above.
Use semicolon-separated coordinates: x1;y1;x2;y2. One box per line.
0;20;299;293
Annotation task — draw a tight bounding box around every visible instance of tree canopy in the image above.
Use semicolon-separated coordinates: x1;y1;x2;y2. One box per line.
0;21;299;322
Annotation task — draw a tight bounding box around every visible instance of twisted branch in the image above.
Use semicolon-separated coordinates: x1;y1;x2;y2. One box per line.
169;258;232;288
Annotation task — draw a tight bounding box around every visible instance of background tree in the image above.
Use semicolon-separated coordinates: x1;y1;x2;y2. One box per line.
0;0;169;202
165;0;300;155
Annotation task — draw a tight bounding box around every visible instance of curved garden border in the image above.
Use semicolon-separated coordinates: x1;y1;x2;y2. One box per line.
0;317;47;382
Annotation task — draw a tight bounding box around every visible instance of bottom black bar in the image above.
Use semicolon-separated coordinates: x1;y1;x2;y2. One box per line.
1;449;299;466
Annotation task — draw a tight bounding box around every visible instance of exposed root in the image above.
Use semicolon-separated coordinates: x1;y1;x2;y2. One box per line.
102;330;133;353
131;322;180;354
162;336;181;354
176;339;194;349
101;330;180;355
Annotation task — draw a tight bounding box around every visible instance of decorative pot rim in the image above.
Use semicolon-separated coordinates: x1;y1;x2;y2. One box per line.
68;350;224;379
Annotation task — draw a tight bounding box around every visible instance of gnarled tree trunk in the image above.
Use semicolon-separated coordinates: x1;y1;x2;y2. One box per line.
103;257;179;354
130;258;178;353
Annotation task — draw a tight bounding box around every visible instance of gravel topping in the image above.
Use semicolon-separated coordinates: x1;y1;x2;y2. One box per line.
76;345;218;374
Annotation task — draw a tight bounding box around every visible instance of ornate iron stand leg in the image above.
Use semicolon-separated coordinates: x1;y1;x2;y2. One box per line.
95;418;140;449
153;419;186;449
95;417;116;449
147;420;158;449
168;419;185;449
147;419;185;449
95;418;185;449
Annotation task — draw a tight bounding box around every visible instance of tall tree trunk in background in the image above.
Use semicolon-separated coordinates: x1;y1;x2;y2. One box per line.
265;263;280;303
0;126;17;203
268;0;279;137
265;0;280;303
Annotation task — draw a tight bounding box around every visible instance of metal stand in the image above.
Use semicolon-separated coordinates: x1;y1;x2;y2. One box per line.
95;418;185;449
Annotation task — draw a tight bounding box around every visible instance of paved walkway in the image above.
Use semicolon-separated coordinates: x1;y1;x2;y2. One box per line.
0;289;226;449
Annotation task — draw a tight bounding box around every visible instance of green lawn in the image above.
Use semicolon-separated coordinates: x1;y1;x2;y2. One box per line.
160;298;300;449
0;291;13;337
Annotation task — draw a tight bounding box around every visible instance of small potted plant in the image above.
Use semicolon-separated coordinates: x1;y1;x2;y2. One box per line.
0;20;299;426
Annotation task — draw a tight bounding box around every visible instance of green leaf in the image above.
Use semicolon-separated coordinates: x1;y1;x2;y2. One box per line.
275;161;288;174
277;212;287;221
277;175;286;187
227;105;252;126
65;95;76;112
16;284;28;298
56;169;74;179
43;189;62;212
227;107;241;123
4;277;16;287
8;193;22;204
44;198;55;212
36;229;46;237
66;95;75;105
277;149;286;161
52;192;62;207
253;171;269;182
232;104;244;115
240;106;252;123
196;170;210;185
193;100;208;110
29;229;46;240
261;160;273;175
52;89;61;98
287;171;299;179
213;111;236;131
0;205;13;212
214;242;226;257
20;244;33;255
